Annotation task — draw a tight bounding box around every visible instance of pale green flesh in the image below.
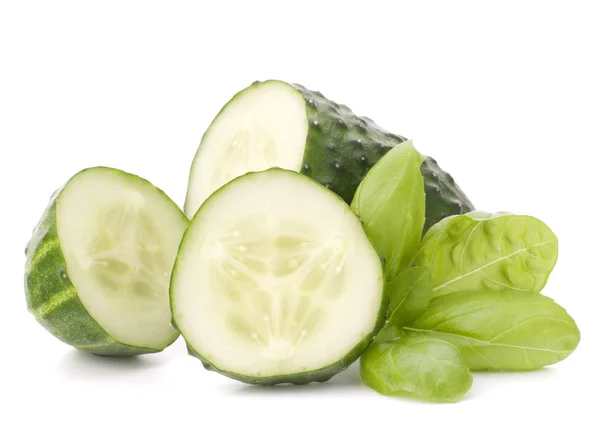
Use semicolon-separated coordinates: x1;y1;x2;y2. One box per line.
174;170;384;377
83;205;167;299
58;169;186;349
185;81;308;218
210;218;346;360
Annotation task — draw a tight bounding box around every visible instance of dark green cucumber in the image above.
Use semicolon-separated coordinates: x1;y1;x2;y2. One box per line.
185;80;474;232
294;83;474;231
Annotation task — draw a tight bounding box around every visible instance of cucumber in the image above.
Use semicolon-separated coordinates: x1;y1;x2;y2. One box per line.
185;80;474;231
25;167;188;356
171;169;386;385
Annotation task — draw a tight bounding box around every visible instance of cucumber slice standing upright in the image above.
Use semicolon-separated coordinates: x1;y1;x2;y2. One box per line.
185;80;474;231
25;167;188;356
172;169;386;385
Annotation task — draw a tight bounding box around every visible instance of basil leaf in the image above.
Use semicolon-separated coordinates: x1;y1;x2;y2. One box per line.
405;290;580;370
415;212;558;296
373;324;404;343
351;141;426;280
387;266;432;327
360;334;473;402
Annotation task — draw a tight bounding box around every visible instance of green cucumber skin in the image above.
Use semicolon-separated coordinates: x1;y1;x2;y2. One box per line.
25;168;178;356
291;82;475;232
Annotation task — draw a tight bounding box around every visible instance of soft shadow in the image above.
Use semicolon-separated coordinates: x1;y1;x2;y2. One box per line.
229;363;364;396
383;368;556;404
473;366;554;381
58;349;167;380
463;367;555;401
385;389;464;405
228;365;557;399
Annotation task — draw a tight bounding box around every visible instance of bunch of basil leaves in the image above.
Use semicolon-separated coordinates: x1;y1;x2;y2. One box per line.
351;142;580;402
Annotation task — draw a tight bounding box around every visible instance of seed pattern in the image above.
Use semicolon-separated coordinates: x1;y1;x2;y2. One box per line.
84;204;167;302
210;112;279;191
208;220;347;360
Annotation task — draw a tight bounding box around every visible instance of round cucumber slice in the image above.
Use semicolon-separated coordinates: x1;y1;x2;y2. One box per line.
185;80;474;232
25;167;188;355
172;169;385;385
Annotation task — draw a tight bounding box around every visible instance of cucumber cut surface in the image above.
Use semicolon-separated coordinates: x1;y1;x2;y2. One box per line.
25;167;188;355
186;81;308;214
172;169;385;384
185;80;474;231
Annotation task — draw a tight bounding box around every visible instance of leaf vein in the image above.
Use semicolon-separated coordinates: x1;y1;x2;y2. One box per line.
432;239;557;292
404;327;573;354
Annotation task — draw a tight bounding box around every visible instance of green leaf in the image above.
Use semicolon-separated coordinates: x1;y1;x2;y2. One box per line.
387;266;432;327
370;266;434;345
373;323;404;343
415;211;558;296
351;141;426;280
405;290;580;370
360;333;473;402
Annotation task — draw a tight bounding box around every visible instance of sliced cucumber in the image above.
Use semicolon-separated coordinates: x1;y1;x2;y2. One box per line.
172;169;385;384
185;80;474;231
25;167;188;355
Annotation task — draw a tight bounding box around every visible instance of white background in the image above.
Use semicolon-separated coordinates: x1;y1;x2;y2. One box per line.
1;1;598;421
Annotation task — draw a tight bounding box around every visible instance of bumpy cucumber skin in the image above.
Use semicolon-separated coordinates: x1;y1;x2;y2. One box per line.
186;80;474;230
174;168;388;385
25;168;180;356
292;83;474;232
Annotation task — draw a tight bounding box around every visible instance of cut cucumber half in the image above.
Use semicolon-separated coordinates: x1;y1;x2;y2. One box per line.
172;169;385;385
25;167;188;355
185;80;474;231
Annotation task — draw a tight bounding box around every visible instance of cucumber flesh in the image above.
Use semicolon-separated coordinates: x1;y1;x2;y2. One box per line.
26;167;188;354
185;81;308;216
172;169;385;384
